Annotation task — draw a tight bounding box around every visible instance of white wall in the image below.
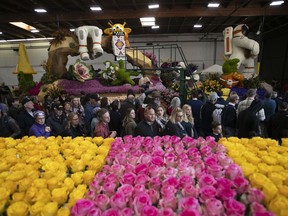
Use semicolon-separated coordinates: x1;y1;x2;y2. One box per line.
0;33;224;87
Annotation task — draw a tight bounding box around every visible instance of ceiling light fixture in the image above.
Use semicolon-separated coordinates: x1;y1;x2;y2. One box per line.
194;24;202;28
10;22;36;31
90;6;102;11
208;3;220;7
148;4;159;9
34;8;47;13
70;29;75;32
0;32;2;35
152;25;160;29
31;29;40;33
269;1;284;6
140;17;156;26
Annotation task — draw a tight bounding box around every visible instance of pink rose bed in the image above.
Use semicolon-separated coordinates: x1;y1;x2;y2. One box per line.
71;136;273;216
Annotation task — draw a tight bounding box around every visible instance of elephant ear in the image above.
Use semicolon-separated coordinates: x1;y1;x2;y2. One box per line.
104;28;113;35
124;28;132;34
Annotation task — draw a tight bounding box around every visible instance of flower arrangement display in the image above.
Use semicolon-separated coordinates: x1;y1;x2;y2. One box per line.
143;51;158;67
71;136;272;215
160;90;179;108
219;137;288;216
0;136;114;215
202;73;222;95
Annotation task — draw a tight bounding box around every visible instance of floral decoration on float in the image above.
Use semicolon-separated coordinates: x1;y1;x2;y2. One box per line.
0;136;114;215
71;136;273;216
219;137;288;216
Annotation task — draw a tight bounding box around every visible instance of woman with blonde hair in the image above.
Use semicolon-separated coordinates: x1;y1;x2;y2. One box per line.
182;104;197;137
122;108;137;136
62;112;86;138
164;107;190;138
155;105;168;130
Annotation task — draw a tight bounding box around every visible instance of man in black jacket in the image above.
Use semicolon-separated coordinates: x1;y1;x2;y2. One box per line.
17;97;35;137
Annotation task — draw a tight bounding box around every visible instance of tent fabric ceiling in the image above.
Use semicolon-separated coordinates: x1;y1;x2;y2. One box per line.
0;0;287;40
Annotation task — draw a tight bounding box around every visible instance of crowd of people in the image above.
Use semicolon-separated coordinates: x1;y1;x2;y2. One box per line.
0;87;287;144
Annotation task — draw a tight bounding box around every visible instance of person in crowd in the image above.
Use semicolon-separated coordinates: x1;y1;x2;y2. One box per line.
200;92;218;137
0;82;12;103
155;105;168;132
84;94;100;134
46;103;67;136
237;88;265;122
122;108;137;136
100;97;110;110
197;89;207;104
0;103;21;138
167;96;181;116
137;87;146;106
71;96;85;126
182;104;196;138
221;94;239;137
43;94;53;115
263;91;277;122
209;121;223;142
187;89;203;136
29;110;51;138
148;90;162;111
31;96;44;111
90;107;101;137
119;89;140;122
109;99;122;136
7;97;20;120
63;101;72;117
62;112;86;138
164;107;190;138
237;99;264;138
94;108;117;138
134;106;160;137
59;90;69;105
226;91;238;103
215;89;228;107
267;101;288;143
17;96;36;137
271;91;281;111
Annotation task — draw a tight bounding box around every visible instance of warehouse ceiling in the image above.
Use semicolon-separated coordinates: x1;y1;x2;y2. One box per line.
0;0;287;41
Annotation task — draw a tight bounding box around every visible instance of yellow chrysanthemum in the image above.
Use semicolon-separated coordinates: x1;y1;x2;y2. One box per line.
7;201;29;216
268;195;288;215
11;192;25;203
71;172;84;186
51;187;69;205
41;202;58;216
57;206;70;216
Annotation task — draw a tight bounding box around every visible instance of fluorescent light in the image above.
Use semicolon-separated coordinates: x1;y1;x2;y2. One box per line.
208;3;220;7
141;21;155;26
140;17;155;22
0;37;54;43
148;4;159;9
31;29;40;33
152;25;160;29
0;32;2;34
10;22;36;31
270;1;284;6
34;8;47;13
70;29;75;32
194;24;202;28
90;6;102;11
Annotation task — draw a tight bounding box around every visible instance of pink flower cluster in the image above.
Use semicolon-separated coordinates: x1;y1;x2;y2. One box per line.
71;136;273;216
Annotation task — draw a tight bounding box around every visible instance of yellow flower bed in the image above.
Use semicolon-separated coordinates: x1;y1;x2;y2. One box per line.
0;136;114;216
219;137;288;216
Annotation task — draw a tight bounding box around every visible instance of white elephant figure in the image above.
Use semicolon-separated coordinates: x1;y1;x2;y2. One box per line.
224;24;260;78
75;26;103;61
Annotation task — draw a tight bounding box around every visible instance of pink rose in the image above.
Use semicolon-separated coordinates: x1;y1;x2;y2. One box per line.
250;202;274;215
224;198;245;215
114;152;127;165
126;155;139;166
124;164;135;173
102;181;117;196
215;144;226;153
163;167;178;178
135;164;148;175
120;208;133;216
182;136;195;147
110;164;125;177
140;205;159;216
163;176;179;189
130;149;142;157
149;177;162;191
159;208;176;216
90;180;103;193
178;197;200;211
186;147;200;158
217;187;236;201
117;184;134;199
225;164;243;180
123;135;133;144
204;198;224;216
87;207;102;216
216;152;233;168
134;184;146;195
179;175;194;188
135;174;150;185
216;178;232;190
161;185;177;196
102;208;120;216
181;185;199;197
110;192;127;209
152;149;165;157
104;174;118;183
198;174;216;188
247;188;264;203
138;154;152;164
199;185;217;202
206;164;224;178
95;194;110;211
147;188;160;204
164;153;177;167
179;209;200;216
204;156;218;167
178;163;196;177
133;192;152;214
71;199;95;216
151;155;164;166
149;164;164;177
200;145;213;156
121;172;136;185
232;176;249;194
159;194;177;210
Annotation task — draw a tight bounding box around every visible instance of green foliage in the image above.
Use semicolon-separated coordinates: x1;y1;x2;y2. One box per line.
222;58;240;75
40;61;59;84
243;76;262;89
160;71;176;88
17;72;35;93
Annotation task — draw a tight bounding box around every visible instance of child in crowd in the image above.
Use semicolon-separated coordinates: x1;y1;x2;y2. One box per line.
210;121;223;142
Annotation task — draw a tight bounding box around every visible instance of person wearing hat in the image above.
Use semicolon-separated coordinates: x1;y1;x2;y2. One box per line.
84;93;100;135
17;96;36;137
119;89;140;122
148;90;161;111
46;103;67;136
200;92;219;137
29;111;51;138
0;103;21;138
